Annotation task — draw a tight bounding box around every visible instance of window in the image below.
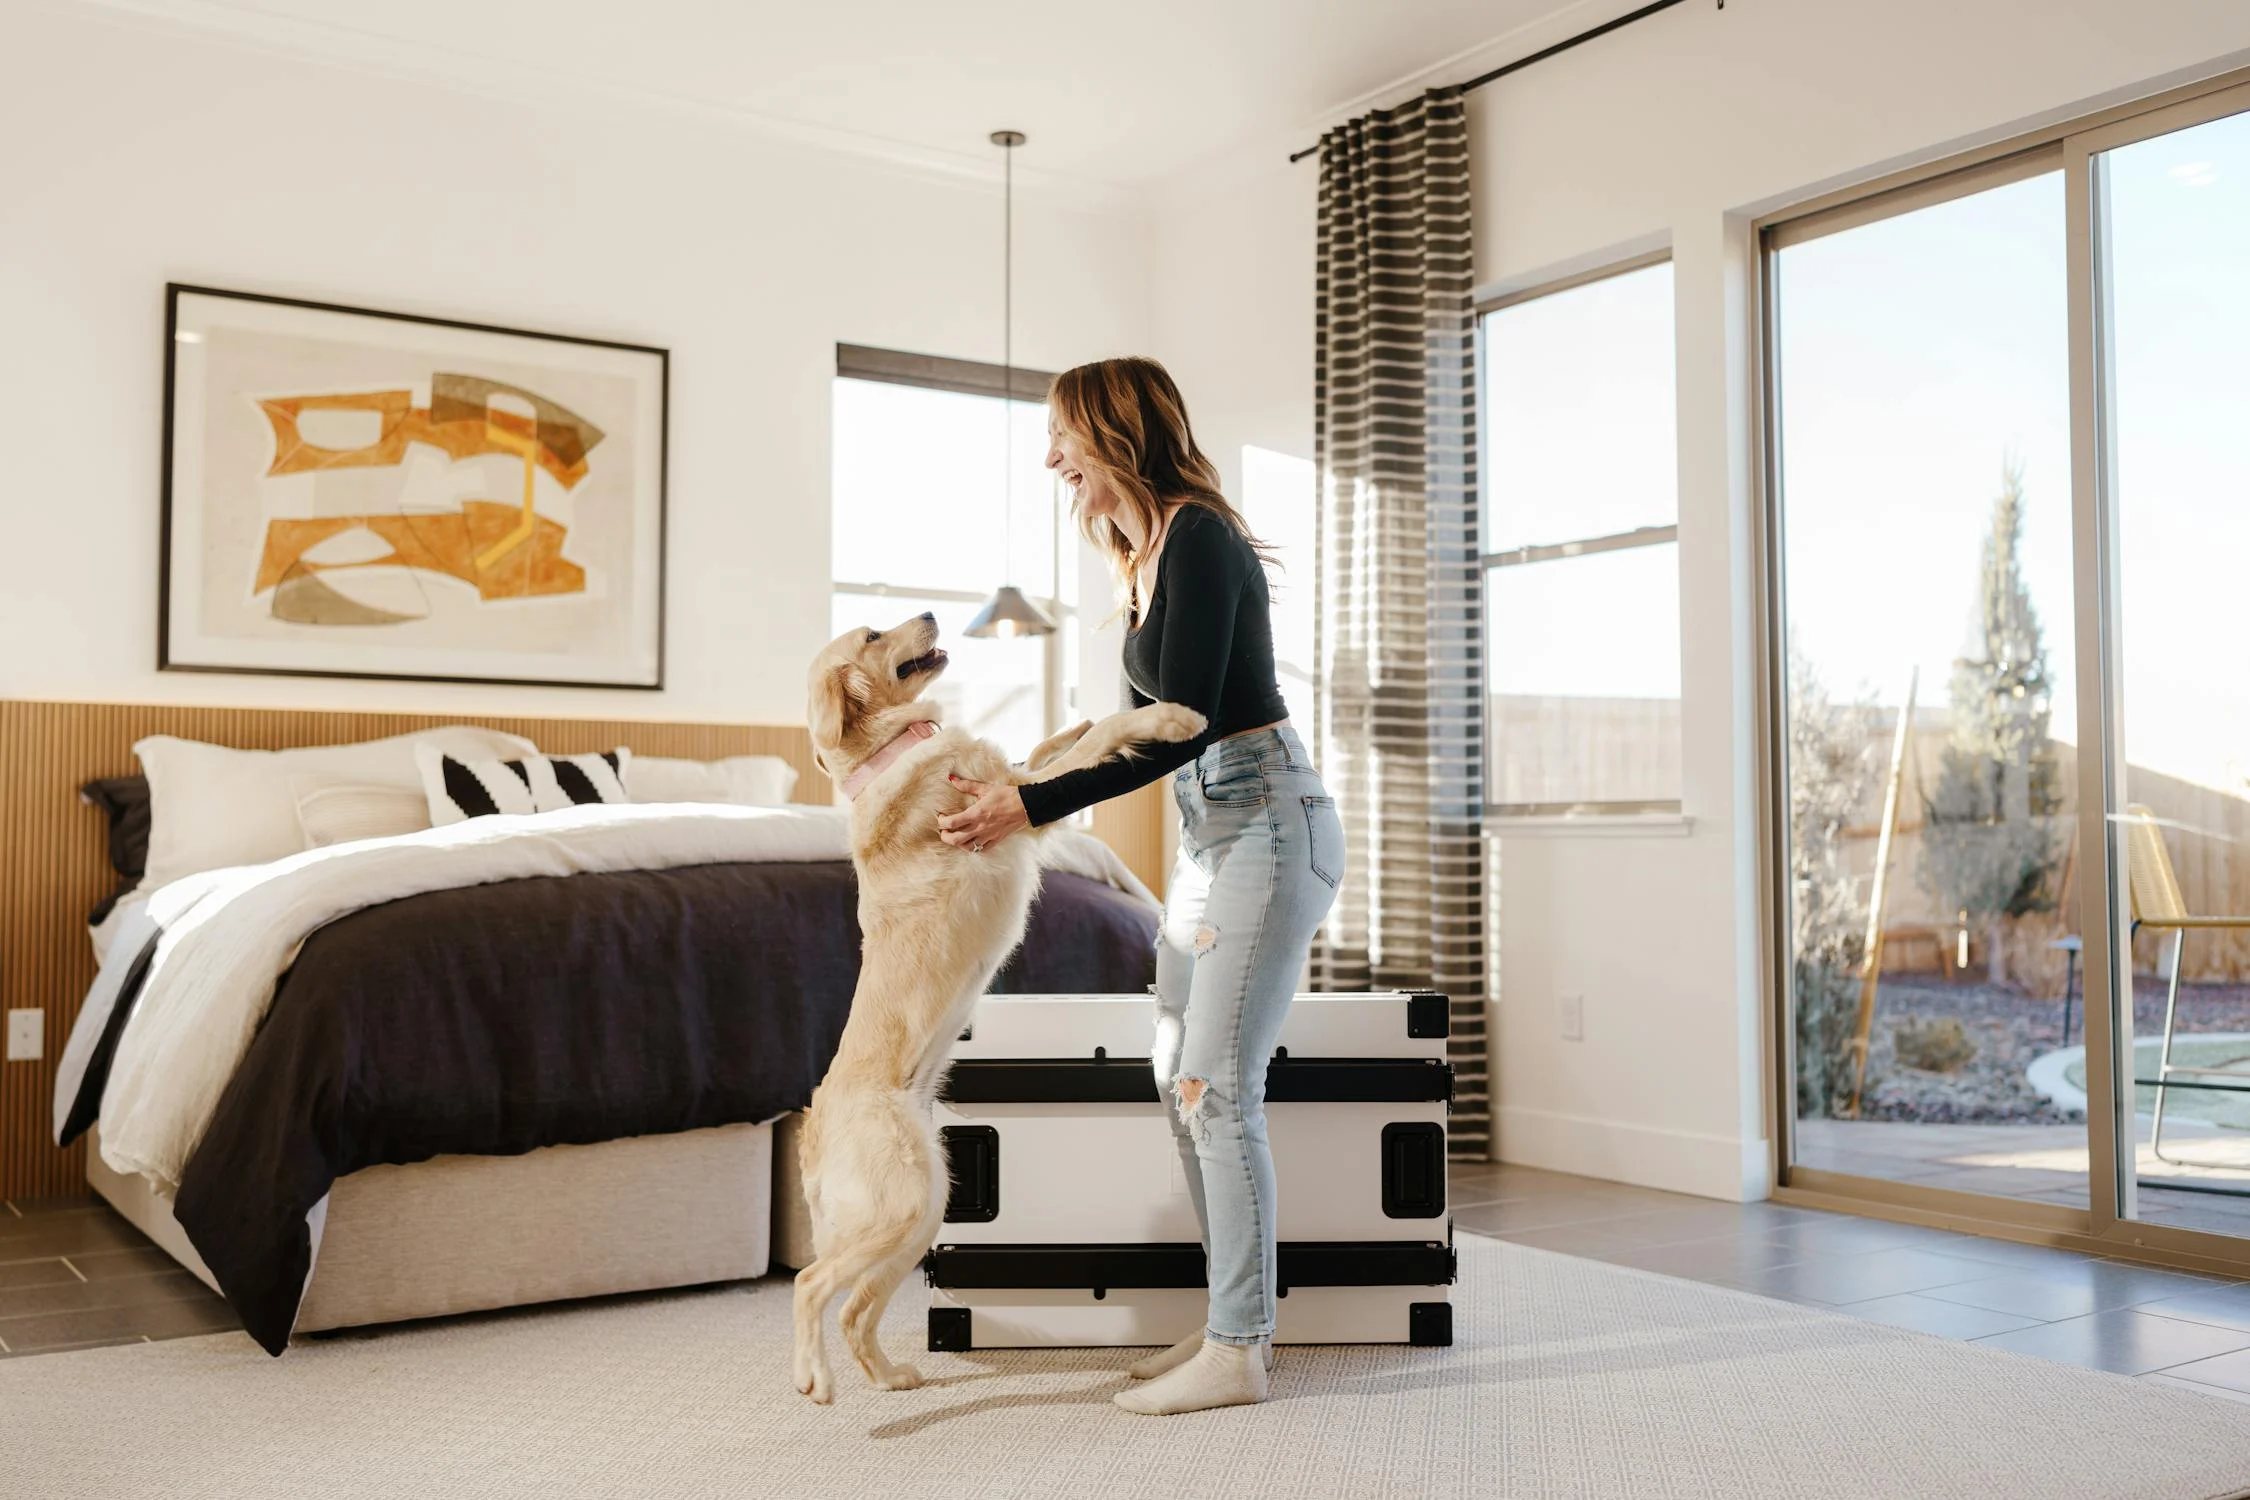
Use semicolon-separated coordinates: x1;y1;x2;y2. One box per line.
1241;445;1317;732
1478;257;1681;814
830;347;1075;758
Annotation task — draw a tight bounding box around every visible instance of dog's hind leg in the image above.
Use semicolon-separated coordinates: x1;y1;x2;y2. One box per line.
800;1225;923;1398
791;1255;846;1404
838;1137;949;1390
839;1240;931;1390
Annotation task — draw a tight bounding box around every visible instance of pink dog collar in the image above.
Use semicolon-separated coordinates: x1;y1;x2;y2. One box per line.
839;720;938;800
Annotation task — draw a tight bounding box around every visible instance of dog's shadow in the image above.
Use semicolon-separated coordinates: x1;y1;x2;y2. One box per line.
865;1379;1129;1439
946;1347;1145;1376
859;1345;1424;1438
852;1346;1133;1437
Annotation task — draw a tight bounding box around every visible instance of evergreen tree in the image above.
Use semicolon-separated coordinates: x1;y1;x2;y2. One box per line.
1789;640;1879;1119
1921;463;2064;983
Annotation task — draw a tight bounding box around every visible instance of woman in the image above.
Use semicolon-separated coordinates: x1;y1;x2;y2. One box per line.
939;357;1344;1416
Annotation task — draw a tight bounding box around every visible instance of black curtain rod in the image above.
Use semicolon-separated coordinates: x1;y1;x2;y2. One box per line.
1287;0;1710;164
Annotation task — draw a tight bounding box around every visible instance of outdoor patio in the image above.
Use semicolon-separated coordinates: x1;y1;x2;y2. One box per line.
1797;1118;2250;1238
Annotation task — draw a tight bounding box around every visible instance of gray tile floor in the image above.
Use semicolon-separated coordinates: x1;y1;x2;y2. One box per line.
12;1166;2250;1408
0;1198;236;1356
1450;1159;2250;1405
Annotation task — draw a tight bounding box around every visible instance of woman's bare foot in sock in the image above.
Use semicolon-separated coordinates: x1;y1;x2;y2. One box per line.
1113;1339;1269;1415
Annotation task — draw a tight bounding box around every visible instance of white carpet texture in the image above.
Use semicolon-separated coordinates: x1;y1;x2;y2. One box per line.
6;1237;2250;1500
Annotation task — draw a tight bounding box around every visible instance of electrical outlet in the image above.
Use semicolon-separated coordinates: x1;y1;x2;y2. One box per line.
5;1009;42;1062
1556;993;1584;1042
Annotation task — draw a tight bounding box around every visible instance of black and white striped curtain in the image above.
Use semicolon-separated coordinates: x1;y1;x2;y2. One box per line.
1310;89;1487;1156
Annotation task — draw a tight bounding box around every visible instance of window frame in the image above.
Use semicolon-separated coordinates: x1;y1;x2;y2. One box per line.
1476;251;1684;820
829;345;1073;737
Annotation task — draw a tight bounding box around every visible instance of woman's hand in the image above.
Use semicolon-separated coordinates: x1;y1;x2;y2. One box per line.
938;775;1030;853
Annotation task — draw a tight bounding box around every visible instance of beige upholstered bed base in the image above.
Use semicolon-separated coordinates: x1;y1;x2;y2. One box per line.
87;1121;773;1337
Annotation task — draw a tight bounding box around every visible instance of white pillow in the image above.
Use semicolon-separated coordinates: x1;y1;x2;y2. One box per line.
134;727;535;889
626;754;798;807
417;743;633;827
295;782;433;849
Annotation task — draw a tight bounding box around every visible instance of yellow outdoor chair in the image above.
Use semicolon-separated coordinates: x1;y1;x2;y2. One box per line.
2123;804;2250;1165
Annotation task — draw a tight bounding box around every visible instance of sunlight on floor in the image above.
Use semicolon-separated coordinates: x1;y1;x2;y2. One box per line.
1950;1141;2250;1178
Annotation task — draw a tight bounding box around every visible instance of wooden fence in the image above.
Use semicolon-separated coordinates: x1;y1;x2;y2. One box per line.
1840;712;2250;984
1487;694;2250;985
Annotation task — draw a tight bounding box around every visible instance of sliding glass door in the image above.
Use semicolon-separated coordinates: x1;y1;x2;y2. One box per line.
1767;68;2250;1266
2077;85;2250;1245
1769;161;2080;1207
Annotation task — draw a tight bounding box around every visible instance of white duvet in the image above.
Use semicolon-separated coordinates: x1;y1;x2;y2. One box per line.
57;803;1153;1198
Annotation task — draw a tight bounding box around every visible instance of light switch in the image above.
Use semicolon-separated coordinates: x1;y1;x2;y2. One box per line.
5;1009;42;1062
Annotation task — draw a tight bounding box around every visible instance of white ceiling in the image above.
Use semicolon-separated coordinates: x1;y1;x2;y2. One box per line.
97;0;1591;189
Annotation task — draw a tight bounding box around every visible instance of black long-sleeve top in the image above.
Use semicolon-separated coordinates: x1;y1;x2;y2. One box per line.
1019;503;1290;827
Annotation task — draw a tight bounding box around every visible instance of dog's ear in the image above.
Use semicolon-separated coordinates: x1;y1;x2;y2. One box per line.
808;660;866;756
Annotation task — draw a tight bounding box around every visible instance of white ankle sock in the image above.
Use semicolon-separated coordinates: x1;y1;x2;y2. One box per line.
1126;1330;1206;1380
1129;1331;1275;1380
1113;1338;1269;1415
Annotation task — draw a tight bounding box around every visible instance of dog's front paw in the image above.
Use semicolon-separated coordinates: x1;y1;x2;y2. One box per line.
1026;718;1096;771
874;1363;924;1391
1143;703;1208;743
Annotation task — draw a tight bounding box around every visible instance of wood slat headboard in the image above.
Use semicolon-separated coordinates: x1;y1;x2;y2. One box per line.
0;700;821;1200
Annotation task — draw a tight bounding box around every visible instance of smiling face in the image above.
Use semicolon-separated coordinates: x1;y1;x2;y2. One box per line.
1047;412;1119;521
806;611;948;768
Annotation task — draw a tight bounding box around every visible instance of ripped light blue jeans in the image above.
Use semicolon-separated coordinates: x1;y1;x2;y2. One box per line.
1152;726;1343;1345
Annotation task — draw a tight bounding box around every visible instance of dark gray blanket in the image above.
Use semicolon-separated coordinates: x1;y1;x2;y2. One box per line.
67;861;1156;1354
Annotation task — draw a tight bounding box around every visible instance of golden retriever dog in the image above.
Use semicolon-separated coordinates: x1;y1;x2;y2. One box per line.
792;610;1202;1403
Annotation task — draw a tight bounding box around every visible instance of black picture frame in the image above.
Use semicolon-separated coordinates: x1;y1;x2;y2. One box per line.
159;282;670;690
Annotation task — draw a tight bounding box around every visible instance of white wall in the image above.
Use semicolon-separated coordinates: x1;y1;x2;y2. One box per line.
1147;0;2250;1199
0;5;1149;725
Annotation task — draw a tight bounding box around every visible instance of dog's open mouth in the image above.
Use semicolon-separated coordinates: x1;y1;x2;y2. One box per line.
897;648;948;680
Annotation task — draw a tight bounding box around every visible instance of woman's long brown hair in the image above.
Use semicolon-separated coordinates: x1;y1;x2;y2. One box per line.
1048;357;1273;611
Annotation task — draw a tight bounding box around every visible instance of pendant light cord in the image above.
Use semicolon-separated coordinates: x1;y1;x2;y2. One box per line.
1001;134;1014;585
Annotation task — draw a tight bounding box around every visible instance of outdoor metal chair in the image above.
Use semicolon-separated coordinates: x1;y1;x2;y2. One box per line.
2122;804;2250;1165
2051;934;2081;1049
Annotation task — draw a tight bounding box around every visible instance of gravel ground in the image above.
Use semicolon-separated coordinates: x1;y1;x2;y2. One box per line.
1851;973;2250;1124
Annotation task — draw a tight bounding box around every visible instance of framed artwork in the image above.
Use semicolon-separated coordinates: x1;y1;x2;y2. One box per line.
161;284;668;689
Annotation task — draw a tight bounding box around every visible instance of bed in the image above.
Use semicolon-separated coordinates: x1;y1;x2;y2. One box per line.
4;702;1162;1354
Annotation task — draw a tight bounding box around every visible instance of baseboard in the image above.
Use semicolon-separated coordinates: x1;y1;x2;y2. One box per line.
1493;1105;1771;1203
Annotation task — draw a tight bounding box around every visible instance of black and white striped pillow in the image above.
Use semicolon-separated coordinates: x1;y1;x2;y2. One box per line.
414;743;633;827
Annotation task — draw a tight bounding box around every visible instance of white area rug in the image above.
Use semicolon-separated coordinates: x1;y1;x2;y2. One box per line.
5;1237;2250;1499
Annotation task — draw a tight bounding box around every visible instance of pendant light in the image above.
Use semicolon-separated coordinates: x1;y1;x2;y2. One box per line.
964;128;1057;641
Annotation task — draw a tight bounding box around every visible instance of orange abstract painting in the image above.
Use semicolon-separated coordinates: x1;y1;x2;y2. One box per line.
161;285;666;688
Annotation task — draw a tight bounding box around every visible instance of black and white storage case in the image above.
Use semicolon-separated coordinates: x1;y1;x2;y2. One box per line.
926;991;1455;1351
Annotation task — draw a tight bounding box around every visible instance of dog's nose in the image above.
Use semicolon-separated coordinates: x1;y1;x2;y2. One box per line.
919;612;936;623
